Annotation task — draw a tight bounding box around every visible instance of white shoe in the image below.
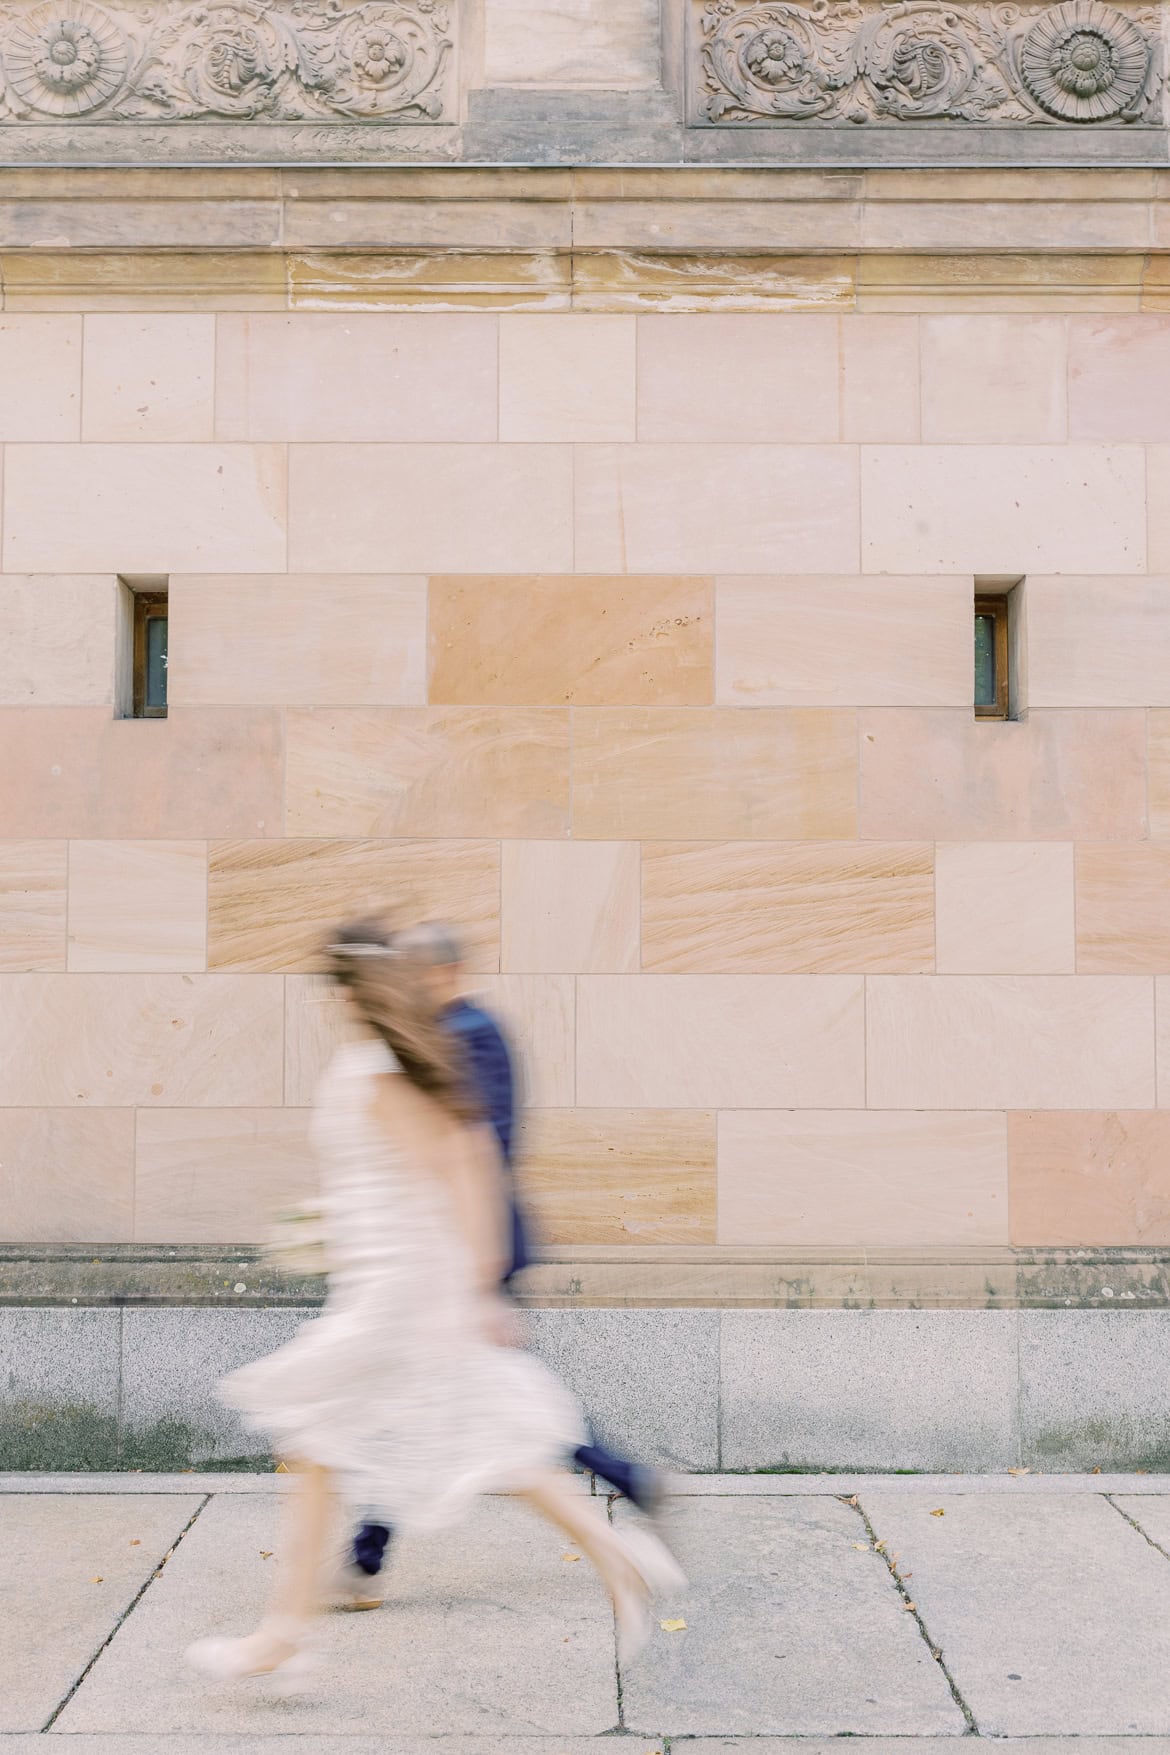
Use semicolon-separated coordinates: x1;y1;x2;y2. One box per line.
612;1525;688;1668
329;1560;384;1612
185;1629;316;1694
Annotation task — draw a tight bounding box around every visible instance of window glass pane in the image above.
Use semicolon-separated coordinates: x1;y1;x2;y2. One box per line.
145;614;168;711
974;611;997;708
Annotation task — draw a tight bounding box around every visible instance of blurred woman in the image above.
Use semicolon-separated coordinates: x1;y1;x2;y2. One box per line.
185;920;681;1686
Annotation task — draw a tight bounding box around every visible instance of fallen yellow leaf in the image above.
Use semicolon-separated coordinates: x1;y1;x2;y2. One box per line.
905;1602;917;1612
561;1552;581;1563
850;1541;870;1551
91;1576;104;1584
874;1540;887;1553
260;1551;273;1560
660;1618;687;1633
1006;1467;1031;1477
129;1539;141;1546
930;1508;945;1517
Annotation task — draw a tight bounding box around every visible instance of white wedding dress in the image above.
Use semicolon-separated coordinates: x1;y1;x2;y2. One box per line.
221;1038;585;1531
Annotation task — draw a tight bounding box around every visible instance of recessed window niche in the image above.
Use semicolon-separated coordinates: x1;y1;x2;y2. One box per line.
116;575;168;720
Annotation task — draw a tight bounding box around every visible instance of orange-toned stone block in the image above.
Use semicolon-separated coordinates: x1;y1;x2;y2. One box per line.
641;841;933;974
0;575;118;706
1027;576;1170;707
0;315;80;439
866;975;1155;1110
0;1108;134;1242
0;973;284;1106
428;574;713;707
636;314;838;443
0;841;67;972
0;707;283;840
840;314;919;442
1069;315;1170;441
1077;844;1170;974
516;1109;716;1245
1150;711;1170;836
920;315;1067;442
83;314;215;441
209;839;499;973
215;313;497;441
169;575;427;707
284;706;570;838
577;974;865;1107
1009;1110;1170;1244
718;1110;1008;1247
573;707;857;840
574;444;860;574
935;843;1075;975
134;1109;317;1244
501;840;638;973
67;841;207;973
715;574;969;707
288;444;573;573
499;314;635;441
860;708;1146;842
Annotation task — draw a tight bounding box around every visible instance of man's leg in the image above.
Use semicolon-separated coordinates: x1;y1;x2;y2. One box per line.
574;1441;664;1518
352;1520;393;1576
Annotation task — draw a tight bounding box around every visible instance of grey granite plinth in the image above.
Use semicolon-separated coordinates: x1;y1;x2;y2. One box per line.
1020;1310;1170;1470
0;1308;121;1470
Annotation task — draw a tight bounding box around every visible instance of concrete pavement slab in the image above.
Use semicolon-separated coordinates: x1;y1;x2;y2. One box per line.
861;1491;1170;1733
617;1495;965;1737
681;1744;1170;1754
1111;1493;1170;1555
2;1741;640;1753
57;1492;619;1737
0;1493;205;1732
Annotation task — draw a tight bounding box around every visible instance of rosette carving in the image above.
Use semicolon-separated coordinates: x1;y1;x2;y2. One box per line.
1016;0;1154;119
3;0;128;116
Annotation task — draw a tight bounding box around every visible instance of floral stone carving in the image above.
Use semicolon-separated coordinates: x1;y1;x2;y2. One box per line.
0;0;454;123
694;0;1163;123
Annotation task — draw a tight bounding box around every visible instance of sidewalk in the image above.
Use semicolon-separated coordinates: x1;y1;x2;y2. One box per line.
4;1473;1170;1748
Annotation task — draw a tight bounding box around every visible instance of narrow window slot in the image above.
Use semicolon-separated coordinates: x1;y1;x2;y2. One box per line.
117;575;169;719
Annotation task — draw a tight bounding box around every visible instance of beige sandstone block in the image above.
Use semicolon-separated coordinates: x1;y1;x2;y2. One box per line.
0;973;283;1106
1157;974;1170;1104
1;250;287;312
856;251;1143;315
0;841;67;972
483;0;661;86
2;445;287;573
284;706;570;838
428;574;712;706
1008;1111;1170;1245
1145;447;1170;573
214;314;497;441
501;841;639;973
861;445;1145;574
716;574;969;706
516;1109;716;1245
499;315;635;442
1150;711;1170;836
573;707;857;840
641;841;934;974
1076;844;1170;974
0;707;283;840
0;1109;134;1242
208;838;499;973
68;841;207;974
1026;575;1170;707
0;315;80;438
935;843;1075;975
82;315;215;441
574;444;860;574
866;974;1155;1109
0;575;118;706
635;314;838;443
134;1109;317;1244
860;196;1150;254
284;975;349;1107
287;250;572;312
572;251;857;313
282;200;570;255
920;315;1067;443
1069;316;1170;440
576;974;865;1108
289;445;573;573
718;1110;1009;1247
169;574;426;706
572;199;861;254
840;314;920;441
860;709;1147;842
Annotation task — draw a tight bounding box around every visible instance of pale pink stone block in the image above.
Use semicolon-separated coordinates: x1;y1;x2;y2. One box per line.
866;975;1155;1109
215;313;497;442
1009;1110;1170;1245
0;841;67;972
577;974;865;1108
0;575;118;707
0;316;80;439
575;445;860;574
636;314;838;443
921;316;1067;443
134;1109;317;1244
840;314;920;442
861;446;1145;574
500;314;635;441
501;840;639;973
716;574;969;706
2;445;287;573
1069;316;1170;441
83;314;215;441
1149;448;1170;573
935;843;1075;975
860;709;1146;842
67;841;207;973
718;1110;1009;1246
0;973;284;1105
0;1109;134;1242
289;445;573;573
1027;575;1170;707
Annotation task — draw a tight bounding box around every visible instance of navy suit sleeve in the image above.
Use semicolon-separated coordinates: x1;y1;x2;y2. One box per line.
462;1012;515;1165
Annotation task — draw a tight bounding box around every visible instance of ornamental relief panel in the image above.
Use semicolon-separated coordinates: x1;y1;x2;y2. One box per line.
691;0;1164;123
0;0;454;122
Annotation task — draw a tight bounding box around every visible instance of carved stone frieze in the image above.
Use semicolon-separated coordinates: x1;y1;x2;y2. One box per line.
0;0;454;123
692;0;1164;123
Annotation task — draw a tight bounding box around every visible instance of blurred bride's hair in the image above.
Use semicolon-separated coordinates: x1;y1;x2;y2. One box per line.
324;919;479;1124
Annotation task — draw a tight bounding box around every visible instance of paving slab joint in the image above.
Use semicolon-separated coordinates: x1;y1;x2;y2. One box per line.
847;1490;980;1734
1105;1491;1170;1565
39;1491;211;1732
